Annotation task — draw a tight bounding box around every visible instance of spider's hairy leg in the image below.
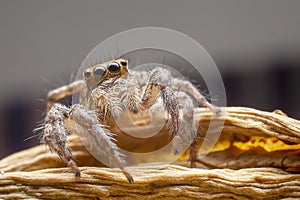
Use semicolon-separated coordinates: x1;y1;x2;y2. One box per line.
42;103;80;176
171;78;222;114
141;67;179;137
189;125;210;168
161;87;179;137
173;92;197;155
189;134;200;168
69;105;134;183
47;80;85;110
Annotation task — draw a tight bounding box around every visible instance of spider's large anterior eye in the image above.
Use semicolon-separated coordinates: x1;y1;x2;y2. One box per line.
120;59;127;67
93;66;106;78
83;70;91;78
108;62;121;73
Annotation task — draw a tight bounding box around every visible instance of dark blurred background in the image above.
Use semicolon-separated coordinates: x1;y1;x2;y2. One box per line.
0;0;299;159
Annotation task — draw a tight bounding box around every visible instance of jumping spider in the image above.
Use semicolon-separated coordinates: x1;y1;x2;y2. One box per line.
42;58;220;183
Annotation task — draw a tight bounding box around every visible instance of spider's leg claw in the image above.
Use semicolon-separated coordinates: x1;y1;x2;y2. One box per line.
213;106;224;115
68;158;81;177
123;170;134;183
172;135;182;155
75;170;81;177
128;176;134;184
173;148;180;155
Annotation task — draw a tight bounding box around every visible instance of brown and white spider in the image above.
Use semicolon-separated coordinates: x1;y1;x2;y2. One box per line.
42;58;220;183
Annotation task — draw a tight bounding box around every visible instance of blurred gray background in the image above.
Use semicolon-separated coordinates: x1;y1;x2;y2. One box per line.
0;0;299;158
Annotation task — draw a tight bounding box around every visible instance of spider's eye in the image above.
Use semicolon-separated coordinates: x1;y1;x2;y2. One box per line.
83;70;91;79
120;59;127;67
108;62;121;73
93;66;106;78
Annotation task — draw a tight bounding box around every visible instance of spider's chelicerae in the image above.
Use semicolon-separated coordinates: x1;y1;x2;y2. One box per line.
42;58;220;183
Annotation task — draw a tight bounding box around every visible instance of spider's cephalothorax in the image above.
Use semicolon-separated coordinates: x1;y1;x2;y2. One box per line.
42;58;220;183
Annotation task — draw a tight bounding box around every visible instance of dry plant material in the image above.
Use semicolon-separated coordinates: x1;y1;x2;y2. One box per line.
1;106;300;199
188;107;300;171
1;165;300;199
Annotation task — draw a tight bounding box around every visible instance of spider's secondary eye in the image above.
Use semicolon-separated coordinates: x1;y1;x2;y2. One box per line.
93;66;106;78
108;62;121;73
120;59;127;67
83;71;91;78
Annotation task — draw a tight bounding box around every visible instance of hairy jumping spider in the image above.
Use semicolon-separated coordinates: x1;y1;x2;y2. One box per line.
42;58;220;183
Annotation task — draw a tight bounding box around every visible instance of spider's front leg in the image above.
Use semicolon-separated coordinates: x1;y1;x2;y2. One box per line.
43;80;86;176
173;91;197;155
140;67;179;138
69;104;134;183
89;85;133;183
47;80;85;110
170;77;222;114
43;103;80;176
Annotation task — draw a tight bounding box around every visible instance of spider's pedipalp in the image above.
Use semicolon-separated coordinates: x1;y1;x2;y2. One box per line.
92;83;123;121
127;77;141;114
118;76;141;114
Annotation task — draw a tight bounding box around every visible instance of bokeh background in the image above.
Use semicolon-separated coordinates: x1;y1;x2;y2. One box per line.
0;0;299;159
